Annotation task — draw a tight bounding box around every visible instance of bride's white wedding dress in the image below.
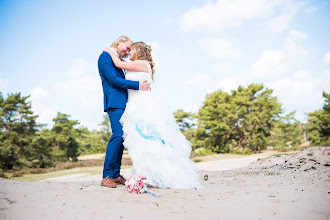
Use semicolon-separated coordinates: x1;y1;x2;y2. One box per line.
120;61;202;189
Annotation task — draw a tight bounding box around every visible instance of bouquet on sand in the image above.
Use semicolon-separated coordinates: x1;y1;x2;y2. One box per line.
125;174;147;194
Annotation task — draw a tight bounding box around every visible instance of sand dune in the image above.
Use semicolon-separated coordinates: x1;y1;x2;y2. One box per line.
1;147;329;220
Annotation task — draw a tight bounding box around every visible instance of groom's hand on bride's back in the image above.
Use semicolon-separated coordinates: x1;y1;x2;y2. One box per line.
139;80;151;91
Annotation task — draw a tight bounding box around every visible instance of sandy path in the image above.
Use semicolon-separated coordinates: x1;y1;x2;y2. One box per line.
40;154;268;182
1;147;329;220
197;153;268;171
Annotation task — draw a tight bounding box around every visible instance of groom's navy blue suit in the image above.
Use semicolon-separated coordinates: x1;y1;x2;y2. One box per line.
98;52;139;179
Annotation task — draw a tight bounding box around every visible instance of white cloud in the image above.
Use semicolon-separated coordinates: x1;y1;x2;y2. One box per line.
54;58;103;129
55;74;102;110
266;1;304;33
183;104;200;114
286;30;307;45
181;0;286;30
29;87;57;126
149;42;160;70
252;50;286;78
185;74;211;86
209;69;328;122
30;87;48;102
210;76;240;93
266;69;329;121
66;58;88;78
181;0;276;30
251;30;327;121
199;38;240;60
208;29;328;122
323;51;330;66
31;103;57;126
304;6;318;14
0;78;8;94
56;58;102;108
267;13;294;33
251;30;308;79
248;30;322;121
320;70;330;91
181;0;305;33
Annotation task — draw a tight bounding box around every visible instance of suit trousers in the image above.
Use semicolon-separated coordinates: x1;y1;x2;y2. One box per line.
102;108;125;178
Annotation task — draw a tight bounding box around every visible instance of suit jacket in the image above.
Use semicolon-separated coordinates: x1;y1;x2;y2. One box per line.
98;52;139;111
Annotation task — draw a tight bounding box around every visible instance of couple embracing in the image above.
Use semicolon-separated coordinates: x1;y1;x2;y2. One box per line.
98;36;202;189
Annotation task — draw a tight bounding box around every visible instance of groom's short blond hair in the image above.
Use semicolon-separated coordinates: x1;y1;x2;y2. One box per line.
111;36;132;48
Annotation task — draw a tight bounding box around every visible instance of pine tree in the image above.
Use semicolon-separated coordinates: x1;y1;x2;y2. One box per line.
51;112;80;162
0;92;40;169
31;129;54;168
268;112;304;150
307;92;330;146
173;109;198;148
196;84;282;153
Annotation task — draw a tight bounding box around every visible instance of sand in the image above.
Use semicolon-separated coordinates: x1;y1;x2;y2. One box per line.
1;147;329;220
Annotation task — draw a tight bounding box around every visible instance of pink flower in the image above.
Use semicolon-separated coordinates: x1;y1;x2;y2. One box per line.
138;174;146;180
132;187;140;194
127;185;132;192
137;180;145;189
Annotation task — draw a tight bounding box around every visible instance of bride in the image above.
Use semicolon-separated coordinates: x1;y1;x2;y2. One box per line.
104;42;202;189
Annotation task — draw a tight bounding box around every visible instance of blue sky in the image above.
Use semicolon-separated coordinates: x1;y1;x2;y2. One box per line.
1;0;330;130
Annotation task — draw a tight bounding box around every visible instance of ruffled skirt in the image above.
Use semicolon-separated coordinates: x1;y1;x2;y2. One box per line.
120;91;202;189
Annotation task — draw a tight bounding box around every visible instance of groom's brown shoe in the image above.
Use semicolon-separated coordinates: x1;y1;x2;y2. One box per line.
101;177;117;188
113;175;126;185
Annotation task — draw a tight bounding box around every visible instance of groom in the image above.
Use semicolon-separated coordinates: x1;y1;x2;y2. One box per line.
98;36;151;187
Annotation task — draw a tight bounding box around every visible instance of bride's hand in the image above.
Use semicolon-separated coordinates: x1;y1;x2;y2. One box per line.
103;48;112;53
139;80;151;91
103;48;119;60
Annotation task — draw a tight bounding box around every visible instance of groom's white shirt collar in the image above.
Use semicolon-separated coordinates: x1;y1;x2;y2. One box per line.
110;48;119;57
110;48;130;62
110;48;128;74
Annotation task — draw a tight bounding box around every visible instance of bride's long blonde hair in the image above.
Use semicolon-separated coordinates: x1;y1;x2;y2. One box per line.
131;42;155;81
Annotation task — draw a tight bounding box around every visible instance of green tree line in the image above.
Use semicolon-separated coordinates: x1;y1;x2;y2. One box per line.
0;92;111;170
173;84;330;154
0;84;329;171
